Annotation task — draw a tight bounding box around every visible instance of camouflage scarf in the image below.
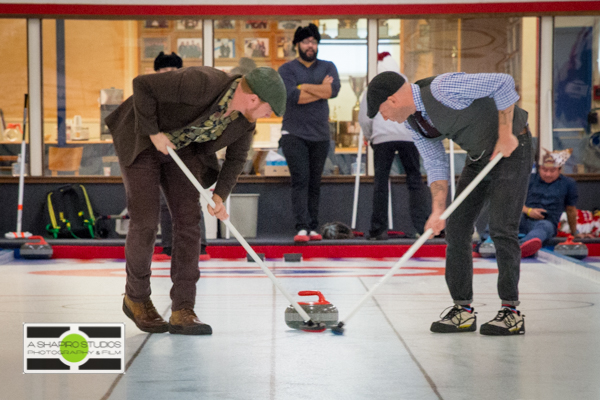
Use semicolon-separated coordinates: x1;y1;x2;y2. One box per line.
164;78;240;149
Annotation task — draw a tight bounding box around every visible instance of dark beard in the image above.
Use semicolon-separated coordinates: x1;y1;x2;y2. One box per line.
298;46;317;62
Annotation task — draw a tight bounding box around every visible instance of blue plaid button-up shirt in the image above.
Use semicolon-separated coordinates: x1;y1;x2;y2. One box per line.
406;72;520;185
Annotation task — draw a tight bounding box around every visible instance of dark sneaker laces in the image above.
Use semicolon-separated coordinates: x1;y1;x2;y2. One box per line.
440;305;464;320
492;308;517;326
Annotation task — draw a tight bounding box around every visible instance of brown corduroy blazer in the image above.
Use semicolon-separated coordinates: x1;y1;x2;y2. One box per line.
105;66;255;200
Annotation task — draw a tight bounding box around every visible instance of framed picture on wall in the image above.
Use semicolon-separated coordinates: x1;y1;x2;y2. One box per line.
416;23;430;51
142;37;169;60
215;20;236;30
176;19;202;30
144;20;169;29
244;20;269;30
177;38;203;59
244;38;269;58
278;20;302;31
276;36;296;59
214;38;235;59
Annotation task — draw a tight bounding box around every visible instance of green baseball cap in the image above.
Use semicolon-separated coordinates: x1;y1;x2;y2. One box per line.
245;67;287;117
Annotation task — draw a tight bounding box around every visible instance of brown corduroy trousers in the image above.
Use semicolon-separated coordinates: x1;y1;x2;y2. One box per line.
120;145;203;311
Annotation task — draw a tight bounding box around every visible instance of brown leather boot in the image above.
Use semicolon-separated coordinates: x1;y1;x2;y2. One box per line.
169;309;212;335
122;295;169;333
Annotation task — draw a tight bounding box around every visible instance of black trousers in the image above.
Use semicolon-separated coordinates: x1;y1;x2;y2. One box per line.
279;134;330;232
445;131;533;307
371;141;429;236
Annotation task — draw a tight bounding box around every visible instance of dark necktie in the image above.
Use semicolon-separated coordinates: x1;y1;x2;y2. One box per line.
411;111;442;139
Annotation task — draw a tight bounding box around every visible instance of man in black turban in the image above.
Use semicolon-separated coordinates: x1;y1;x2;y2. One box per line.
278;23;340;243
292;23;321;63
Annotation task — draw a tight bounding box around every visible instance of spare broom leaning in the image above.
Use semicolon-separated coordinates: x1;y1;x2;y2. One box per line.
5;94;32;239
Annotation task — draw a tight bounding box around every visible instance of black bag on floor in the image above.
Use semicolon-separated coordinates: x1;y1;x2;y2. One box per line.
45;184;96;239
321;222;355;239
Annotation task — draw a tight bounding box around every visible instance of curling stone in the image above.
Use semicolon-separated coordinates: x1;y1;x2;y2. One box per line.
19;236;53;259
283;253;302;262
478;239;496;258
285;291;338;329
247;253;265;262
554;235;588;260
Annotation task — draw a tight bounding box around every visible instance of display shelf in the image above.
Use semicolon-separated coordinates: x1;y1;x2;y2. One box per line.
334;146;365;154
44;140;113;145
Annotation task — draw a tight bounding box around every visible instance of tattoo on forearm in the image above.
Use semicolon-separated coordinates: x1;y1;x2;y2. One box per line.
499;106;514;125
431;182;447;209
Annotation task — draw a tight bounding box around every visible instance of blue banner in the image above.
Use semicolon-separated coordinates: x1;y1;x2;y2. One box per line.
553;26;593;130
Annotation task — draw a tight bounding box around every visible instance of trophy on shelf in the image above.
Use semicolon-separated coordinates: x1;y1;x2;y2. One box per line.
349;75;366;123
338;19;358;38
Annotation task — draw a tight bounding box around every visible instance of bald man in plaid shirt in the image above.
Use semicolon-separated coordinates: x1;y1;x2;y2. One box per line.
366;72;533;336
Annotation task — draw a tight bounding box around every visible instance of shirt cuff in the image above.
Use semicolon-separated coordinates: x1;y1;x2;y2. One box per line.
494;88;520;111
426;168;450;186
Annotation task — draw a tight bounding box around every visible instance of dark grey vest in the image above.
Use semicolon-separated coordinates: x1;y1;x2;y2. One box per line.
407;76;528;161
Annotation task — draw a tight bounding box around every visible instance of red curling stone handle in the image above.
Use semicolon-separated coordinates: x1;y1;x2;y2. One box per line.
25;235;48;245
298;291;327;303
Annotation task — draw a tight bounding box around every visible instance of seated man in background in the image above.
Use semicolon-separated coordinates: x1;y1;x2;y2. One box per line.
520;148;579;257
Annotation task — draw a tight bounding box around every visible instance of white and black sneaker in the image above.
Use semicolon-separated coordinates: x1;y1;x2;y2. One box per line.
480;308;525;336
430;305;477;333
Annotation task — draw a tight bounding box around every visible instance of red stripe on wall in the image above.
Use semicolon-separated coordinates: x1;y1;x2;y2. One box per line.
48;242;600;259
583;243;600;257
205;244;449;259
49;244;449;259
51;245;126;259
1;2;599;17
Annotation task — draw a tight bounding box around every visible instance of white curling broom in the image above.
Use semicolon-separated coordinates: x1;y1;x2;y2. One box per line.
332;152;504;334
167;147;326;332
5;94;32;239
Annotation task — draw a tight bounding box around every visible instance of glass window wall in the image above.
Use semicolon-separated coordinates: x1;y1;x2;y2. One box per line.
316;18;368;176
378;17;538;176
6;15;600;178
40;19;204;176
553;16;600;174
0;19;28;176
217;19;368;176
41;19;140;176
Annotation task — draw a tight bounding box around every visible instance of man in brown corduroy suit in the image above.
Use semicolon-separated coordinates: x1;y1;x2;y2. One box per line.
106;66;286;335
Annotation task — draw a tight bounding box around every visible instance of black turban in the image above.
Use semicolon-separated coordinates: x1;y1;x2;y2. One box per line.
154;52;183;71
292;23;321;45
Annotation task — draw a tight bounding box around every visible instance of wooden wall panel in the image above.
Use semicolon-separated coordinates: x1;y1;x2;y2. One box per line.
0;20;28;123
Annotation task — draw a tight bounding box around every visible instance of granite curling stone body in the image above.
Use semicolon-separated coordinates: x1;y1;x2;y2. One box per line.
285;291;338;329
554;235;588;260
